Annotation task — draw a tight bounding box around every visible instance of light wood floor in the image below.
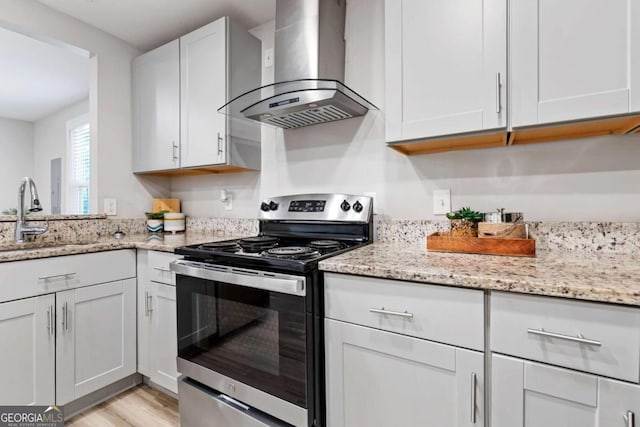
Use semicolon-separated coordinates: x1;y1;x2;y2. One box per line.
66;385;179;427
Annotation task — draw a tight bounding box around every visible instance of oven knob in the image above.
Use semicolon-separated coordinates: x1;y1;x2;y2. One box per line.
261;202;270;211
340;200;351;211
269;201;278;211
353;201;363;213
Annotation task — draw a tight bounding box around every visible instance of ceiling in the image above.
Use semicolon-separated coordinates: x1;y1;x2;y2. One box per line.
0;26;89;122
37;0;276;51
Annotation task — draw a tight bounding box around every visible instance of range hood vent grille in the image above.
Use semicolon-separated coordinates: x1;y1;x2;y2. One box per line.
218;0;377;129
265;104;353;129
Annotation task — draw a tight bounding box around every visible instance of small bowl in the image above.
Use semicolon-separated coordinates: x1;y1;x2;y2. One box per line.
164;213;185;233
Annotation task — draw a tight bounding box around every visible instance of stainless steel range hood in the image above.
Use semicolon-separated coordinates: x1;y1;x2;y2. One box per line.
219;0;377;129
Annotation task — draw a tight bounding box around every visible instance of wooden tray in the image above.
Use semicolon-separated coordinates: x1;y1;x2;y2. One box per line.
427;232;536;257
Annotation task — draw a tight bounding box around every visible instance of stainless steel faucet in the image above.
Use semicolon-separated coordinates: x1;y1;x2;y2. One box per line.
15;177;48;243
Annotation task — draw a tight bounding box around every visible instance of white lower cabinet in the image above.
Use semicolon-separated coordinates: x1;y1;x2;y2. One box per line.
492;354;640;427
0;294;55;405
56;279;136;405
137;250;180;394
325;319;484;427
0;250;136;406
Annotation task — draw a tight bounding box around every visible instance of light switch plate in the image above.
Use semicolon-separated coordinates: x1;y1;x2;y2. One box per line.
433;189;451;215
104;198;117;216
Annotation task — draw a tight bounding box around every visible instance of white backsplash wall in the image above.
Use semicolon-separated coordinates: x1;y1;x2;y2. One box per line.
172;0;640;222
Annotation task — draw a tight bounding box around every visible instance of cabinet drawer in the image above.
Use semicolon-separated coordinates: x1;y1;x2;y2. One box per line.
148;251;180;286
324;273;484;351
0;250;136;302
491;292;640;383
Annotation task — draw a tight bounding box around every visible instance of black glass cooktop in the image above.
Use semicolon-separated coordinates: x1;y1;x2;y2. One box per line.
175;236;366;273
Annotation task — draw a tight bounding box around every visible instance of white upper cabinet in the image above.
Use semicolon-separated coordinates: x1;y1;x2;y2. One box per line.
132;16;261;174
180;19;227;167
132;40;180;173
510;0;640;127
385;0;507;142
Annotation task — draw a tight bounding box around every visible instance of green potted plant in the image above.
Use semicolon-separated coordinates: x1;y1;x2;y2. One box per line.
446;207;482;237
145;210;168;233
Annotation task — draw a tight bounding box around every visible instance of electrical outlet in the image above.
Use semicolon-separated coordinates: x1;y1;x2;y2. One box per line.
224;194;233;211
264;48;274;67
433;189;451;215
104;198;117;216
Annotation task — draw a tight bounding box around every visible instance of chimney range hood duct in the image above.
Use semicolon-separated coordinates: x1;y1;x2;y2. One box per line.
219;0;377;129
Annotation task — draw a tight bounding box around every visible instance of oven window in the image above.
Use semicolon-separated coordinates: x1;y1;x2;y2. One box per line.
177;275;307;407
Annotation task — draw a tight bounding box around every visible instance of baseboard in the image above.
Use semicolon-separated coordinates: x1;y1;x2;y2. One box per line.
142;376;179;400
63;373;142;420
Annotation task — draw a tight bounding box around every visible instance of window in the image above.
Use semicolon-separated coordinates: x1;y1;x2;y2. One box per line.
67;114;90;214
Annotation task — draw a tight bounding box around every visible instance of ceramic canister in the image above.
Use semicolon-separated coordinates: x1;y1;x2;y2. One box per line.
164;213;186;233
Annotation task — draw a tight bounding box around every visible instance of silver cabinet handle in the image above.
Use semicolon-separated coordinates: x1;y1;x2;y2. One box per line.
39;272;76;281
64;302;69;331
153;267;171;273
50;305;55;336
527;328;601;346
470;372;477;424
46;306;51;336
624;411;635;427
172;141;179;161
217;132;224;156
496;72;501;113
219;394;249;411
61;302;66;331
369;307;414;318
145;292;153;316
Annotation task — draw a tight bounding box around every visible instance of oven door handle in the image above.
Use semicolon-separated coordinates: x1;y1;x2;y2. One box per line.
170;260;306;296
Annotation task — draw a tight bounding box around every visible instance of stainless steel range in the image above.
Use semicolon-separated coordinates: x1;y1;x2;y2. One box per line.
171;194;373;427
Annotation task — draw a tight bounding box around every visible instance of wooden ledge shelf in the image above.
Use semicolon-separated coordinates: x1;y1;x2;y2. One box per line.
389;114;640;156
509;114;640;145
389;131;508;155
134;165;256;177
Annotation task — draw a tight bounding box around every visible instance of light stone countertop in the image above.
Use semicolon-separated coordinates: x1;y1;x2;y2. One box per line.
318;242;640;307
0;233;236;263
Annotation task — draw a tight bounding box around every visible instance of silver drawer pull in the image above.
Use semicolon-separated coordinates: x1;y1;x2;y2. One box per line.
527;328;601;346
219;394;249;411
369;307;414;318
624;411;635;427
153;267;171;273
39;272;76;281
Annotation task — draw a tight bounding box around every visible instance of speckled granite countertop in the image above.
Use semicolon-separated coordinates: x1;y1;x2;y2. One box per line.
0;233;235;263
319;242;640;307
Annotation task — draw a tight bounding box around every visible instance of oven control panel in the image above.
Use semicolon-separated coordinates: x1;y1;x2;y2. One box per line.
257;193;372;223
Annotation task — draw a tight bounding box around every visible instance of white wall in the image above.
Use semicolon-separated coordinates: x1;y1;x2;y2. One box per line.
0;117;33;212
32;99;89;214
0;0;170;217
171;0;640;222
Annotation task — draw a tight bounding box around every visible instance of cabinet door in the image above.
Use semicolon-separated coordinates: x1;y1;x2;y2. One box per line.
326;319;484;427
149;283;179;394
511;0;640;127
0;295;55;404
385;0;507;142
180;17;227;167
599;377;640;426
132;39;180;172
492;354;611;427
56;279;136;405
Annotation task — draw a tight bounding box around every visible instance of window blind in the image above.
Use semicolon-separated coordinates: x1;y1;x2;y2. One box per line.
68;121;90;214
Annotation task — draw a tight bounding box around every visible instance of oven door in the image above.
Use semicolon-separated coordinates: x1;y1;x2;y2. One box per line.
172;260;308;423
